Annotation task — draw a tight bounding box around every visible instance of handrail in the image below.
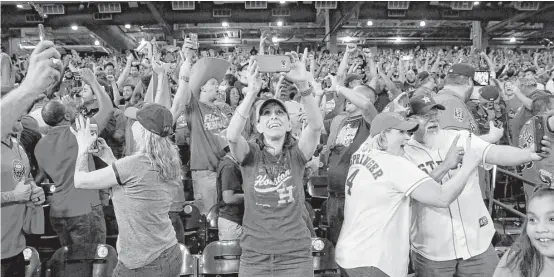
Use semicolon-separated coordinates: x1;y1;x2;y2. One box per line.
496;168;539;188
491;199;526;219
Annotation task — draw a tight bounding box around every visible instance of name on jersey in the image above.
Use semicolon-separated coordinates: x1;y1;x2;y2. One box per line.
350;153;383;180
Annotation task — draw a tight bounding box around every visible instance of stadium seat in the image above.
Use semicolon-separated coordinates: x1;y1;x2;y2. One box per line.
198;240;241;276
206;204;219;230
44;243;117;277
183;204;204;231
311;238;340;276
23;247;41;277
178;243;195;276
308;176;329;198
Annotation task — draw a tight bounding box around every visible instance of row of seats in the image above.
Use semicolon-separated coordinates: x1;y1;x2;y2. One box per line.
23;238;338;277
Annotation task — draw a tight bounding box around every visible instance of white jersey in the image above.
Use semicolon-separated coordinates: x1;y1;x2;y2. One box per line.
403;129;496;261
335;141;432;277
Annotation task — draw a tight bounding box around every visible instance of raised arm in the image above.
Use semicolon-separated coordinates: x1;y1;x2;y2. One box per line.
116;54;133;88
226;62;261;163
170;44;194;123
1;41;61;138
80;68;113;132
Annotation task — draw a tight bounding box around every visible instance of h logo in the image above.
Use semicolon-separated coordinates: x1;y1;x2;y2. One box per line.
277;186;295;205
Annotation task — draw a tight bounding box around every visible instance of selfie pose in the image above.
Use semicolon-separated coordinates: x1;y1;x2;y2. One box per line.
226;52;323;277
69;105;183;277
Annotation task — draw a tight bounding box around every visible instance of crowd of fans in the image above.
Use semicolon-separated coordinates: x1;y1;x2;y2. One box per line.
1;31;554;277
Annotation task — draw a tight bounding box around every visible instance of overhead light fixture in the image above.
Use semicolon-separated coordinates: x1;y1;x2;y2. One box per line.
124;24;131;29
510;37;516;43
272;37;279;43
280;0;286;3
474;1;480;5
224;37;230;42
277;20;283;27
16;4;23;8
222;21;229;27
420;21;426;27
94;40;100;46
367;20;373;26
395;37;402;43
71;25;78;31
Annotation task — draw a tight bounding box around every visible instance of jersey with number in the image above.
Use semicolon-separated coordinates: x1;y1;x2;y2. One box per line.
435;89;480;135
335;143;432;277
403;129;496;261
518;115;554;199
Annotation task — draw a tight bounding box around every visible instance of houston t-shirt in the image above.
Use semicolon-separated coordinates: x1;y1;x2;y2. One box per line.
239;142;311;254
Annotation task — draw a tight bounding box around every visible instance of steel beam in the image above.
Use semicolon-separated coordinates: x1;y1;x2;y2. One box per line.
486;3;554;33
145;2;173;38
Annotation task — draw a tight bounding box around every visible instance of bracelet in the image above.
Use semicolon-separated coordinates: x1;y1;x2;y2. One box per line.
235;110;249;120
180;76;190;82
300;86;314;97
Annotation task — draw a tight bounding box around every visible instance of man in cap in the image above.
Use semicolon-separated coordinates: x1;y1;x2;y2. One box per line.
170;48;231;215
510;78;550;146
467;86;507;144
403;94;552;277
412;71;438;98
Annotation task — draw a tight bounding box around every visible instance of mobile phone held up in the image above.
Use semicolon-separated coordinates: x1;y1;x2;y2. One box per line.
89;123;99;154
473;71;490;86
533;115;546;154
254;55;291;73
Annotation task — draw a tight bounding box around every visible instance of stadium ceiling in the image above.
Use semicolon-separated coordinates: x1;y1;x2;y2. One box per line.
2;1;554;52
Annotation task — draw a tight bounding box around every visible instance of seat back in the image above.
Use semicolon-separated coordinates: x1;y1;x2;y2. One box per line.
307;176;328;198
206;205;220;230
44;243;117;277
198;240;242;275
178;243;195;276
311;238;339;272
182;204;204;231
23;247;41;277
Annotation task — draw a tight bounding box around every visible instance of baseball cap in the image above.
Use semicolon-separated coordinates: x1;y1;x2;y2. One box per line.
479;86;500;101
418;71;430;82
370;112;419;137
20;115;40;132
447;63;475;79
124;103;173;137
408;95;445;116
257;98;289;121
524;67;537;74
189;58;230;98
344;74;362;87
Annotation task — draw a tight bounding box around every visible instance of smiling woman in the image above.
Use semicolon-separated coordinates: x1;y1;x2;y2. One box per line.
225;51;323;277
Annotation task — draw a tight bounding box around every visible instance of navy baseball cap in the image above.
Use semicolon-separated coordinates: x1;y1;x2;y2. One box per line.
370;112;419;137
479;86;500;101
408;95;445;116
257;98;289;121
124;103;173;137
448;63;475;79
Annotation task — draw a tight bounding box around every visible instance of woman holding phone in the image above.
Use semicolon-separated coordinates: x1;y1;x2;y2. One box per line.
226;51;323;277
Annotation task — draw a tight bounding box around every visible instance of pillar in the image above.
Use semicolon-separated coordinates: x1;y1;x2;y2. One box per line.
472;21;489;50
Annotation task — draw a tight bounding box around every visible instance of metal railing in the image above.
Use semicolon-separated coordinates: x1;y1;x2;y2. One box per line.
489;166;542;219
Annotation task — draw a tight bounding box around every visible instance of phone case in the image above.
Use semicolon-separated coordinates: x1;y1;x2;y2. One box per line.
533;115;546;153
255;55;291;73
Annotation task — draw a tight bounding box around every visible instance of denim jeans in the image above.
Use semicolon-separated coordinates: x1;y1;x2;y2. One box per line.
218;217;243;240
191;170;218;215
326;194;345;246
169;211;185;244
50;204;106;246
239;248;313;277
113;243;183;277
411;244;499;277
0;251;25;277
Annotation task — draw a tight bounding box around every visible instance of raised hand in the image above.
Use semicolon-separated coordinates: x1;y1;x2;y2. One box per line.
93;137;116;164
79;68;96;85
284;51;310;84
246;60;262;96
462;134;482;170
443;135;464;170
69;115;97;153
487;121;504;143
20;40;62;93
530;135;552;161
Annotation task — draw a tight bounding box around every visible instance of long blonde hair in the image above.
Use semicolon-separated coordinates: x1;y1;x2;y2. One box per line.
136;125;182;182
369;129;390;151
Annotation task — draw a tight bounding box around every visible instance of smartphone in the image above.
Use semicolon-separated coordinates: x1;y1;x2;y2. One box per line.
533;115;546;153
254;55;291;73
184;33;199;50
89;123;99;153
129;50;140;61
473;71;490;86
401;55;413;61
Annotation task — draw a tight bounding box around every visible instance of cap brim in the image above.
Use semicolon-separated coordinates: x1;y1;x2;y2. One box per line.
123;107;139;119
420;103;445;115
257;98;289;121
393;121;419;133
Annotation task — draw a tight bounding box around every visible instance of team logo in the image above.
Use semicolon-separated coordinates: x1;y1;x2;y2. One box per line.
12;160;26;182
479;216;489;228
454;108;464;122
